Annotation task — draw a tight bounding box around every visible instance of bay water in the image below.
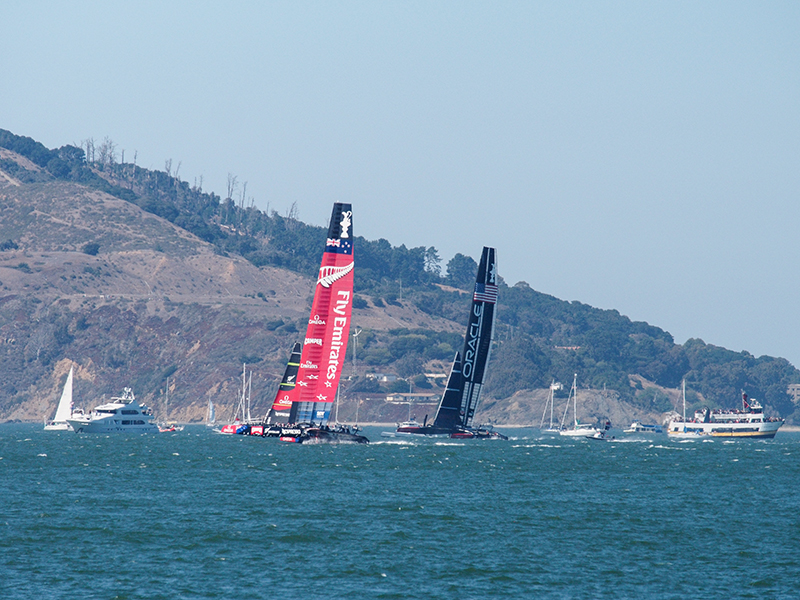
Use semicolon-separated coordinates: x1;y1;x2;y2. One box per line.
1;424;798;599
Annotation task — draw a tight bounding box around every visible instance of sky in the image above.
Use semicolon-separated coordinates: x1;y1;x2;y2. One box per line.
2;2;800;367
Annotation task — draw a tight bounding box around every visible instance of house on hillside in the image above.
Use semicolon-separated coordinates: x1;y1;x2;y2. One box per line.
385;392;438;404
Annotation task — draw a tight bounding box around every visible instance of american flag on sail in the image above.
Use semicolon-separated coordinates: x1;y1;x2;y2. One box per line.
473;282;498;304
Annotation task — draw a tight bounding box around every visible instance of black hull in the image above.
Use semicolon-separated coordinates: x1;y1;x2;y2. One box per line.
302;428;369;444
395;426;507;440
265;424;368;444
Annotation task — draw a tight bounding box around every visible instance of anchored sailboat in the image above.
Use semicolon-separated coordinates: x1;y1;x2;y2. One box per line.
44;366;78;431
558;374;600;437
388;246;506;440
206;398;216;427
220;364;255;434
539;380;563;433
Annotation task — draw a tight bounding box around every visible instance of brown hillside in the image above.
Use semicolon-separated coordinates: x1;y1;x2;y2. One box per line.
0;179;460;423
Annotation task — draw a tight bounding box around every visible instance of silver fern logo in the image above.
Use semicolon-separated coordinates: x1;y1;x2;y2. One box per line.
339;210;352;238
317;262;354;288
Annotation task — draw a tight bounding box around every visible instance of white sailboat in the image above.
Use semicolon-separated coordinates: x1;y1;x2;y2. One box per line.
206;398;216;426
558;374;600;437
44;367;77;431
539;380;563;433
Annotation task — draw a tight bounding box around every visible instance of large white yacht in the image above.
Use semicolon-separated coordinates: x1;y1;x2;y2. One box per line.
67;388;158;434
667;391;784;439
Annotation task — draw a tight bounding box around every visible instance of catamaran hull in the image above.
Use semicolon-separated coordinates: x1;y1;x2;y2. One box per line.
302;428;369;444
277;428;369;444
391;426;507;440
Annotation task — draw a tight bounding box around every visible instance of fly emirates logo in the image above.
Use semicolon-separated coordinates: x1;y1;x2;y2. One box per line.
327;291;350;380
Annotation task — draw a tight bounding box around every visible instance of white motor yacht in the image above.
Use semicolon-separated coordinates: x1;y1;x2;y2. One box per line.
67;388;158;433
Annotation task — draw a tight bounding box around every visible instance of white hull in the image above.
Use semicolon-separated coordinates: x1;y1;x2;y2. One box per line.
67;416;158;434
559;426;599;437
44;421;72;431
624;422;664;435
667;420;783;438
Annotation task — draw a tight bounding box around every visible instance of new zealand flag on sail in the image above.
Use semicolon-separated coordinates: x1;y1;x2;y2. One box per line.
326;237;353;255
324;204;353;255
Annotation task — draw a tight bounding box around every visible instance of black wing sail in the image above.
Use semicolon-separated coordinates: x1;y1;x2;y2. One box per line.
432;352;464;430
458;246;498;428
264;342;302;424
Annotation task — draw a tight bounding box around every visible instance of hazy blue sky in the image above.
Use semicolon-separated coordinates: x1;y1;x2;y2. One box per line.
3;2;800;367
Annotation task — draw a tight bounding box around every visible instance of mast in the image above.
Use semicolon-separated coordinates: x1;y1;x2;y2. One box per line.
240;363;247;420
573;374;578;428
292;203;355;425
246;370;252;422
682;379;686;433
540;380;561;429
560;374;577;430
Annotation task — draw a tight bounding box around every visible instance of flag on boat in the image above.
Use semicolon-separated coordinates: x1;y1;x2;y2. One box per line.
473;282;498;304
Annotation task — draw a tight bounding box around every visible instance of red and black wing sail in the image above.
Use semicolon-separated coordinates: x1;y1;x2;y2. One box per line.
293;203;354;424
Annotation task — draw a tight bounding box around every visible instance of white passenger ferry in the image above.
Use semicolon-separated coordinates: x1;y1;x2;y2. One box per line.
667;392;783;439
67;388;158;434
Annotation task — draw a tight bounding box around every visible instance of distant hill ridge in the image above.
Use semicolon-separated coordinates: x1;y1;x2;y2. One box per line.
1;128;798;425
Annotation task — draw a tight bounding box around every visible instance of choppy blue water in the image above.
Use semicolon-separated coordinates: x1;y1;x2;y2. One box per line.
1;424;798;599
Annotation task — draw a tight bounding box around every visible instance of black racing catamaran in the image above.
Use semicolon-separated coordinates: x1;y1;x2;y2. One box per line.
389;246;506;440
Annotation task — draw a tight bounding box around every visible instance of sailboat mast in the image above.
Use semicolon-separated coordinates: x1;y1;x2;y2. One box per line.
572;374;578;428
247;370;252;422
682;379;686;433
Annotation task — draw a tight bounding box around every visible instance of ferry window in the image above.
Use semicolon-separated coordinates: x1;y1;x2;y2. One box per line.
122;420;131;425
135;420;145;425
121;410;138;415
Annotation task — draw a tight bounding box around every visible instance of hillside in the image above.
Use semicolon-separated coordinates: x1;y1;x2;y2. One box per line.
2;128;799;426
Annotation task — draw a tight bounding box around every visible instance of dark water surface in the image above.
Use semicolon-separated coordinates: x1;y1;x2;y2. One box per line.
1;424;798;599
